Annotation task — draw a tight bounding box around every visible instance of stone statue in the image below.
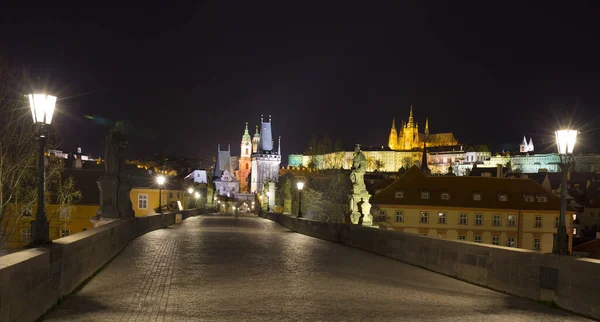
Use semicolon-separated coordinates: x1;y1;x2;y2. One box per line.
104;121;127;177
349;144;372;226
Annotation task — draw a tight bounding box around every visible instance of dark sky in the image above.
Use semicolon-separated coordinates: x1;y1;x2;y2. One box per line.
2;1;600;162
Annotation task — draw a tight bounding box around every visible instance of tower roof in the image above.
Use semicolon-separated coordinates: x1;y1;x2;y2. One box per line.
391;117;397;130
258;117;273;152
254;125;260;138
242;122;251;142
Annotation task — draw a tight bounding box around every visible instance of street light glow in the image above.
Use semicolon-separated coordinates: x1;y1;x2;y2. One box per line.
555;130;578;155
194;192;200;199
297;182;304;190
28;94;57;125
188;187;194;194
157;175;166;185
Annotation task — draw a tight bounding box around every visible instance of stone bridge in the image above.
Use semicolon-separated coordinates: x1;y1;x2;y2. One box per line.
0;212;597;321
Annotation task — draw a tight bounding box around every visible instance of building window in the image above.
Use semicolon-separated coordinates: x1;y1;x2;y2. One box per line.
573;227;578;235
176;192;180;199
534;216;543;228
245;148;249;155
475;213;483;226
395;211;403;223
507;237;515;247
21;228;31;243
438;212;447;224
524;195;534;202
138;194;148;209
458;235;466;240
474;235;482;243
538;196;547;202
459;213;468;225
60;229;70;238
441;192;450;200
492;214;501;227
573;213;577;220
473;193;482;201
395;191;404;199
420;191;430;199
22;205;32;217
533;238;541;251
498;193;508;201
246;163;249;170
168;192;173;198
554;217;559;229
507;214;516;227
420;211;429;224
492;236;500;245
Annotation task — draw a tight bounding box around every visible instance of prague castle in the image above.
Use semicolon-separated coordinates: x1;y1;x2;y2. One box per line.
388;105;458;150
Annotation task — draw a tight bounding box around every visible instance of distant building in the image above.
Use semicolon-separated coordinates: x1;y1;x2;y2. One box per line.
288;154;303;167
370;166;574;253
388;105;458;151
519;136;535;153
251;115;281;194
184;170;208;184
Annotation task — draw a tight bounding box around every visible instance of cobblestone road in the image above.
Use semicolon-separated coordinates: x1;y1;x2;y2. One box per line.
44;215;590;321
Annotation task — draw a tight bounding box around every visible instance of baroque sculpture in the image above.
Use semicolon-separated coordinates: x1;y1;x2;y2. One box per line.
349;144;372;225
97;122;134;220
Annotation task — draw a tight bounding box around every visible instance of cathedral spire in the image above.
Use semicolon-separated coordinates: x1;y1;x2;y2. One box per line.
425;117;429;136
408;105;414;128
242;121;251;142
388;117;398;150
278;136;281;155
391;117;396;130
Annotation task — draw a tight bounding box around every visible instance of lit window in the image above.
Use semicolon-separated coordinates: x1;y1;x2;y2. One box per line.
492;214;501;227
60;229;70;238
420;211;429;224
475;213;483;226
534;216;543;228
507;237;515;247
573;227;578;235
395;211;403;223
20;228;31;243
524;195;534;202
573;214;577;220
441;192;450;200
438;212;447;224
420;191;430;199
492;236;500;245
459;213;468;225
498;194;508;201
395;191;404;199
473;193;481;201
474;235;482;243
507;214;516;227
537;196;547;202
246;163;249;170
458;235;466;240
138;194;148;209
533;238;541;251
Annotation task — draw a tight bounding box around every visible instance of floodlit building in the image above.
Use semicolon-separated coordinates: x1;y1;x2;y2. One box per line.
370;166;574;253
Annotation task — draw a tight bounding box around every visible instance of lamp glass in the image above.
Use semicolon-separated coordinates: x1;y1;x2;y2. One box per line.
28;94;57;125
297;182;304;190
194;192;200;199
157;175;166;185
555;130;577;155
188;187;194;194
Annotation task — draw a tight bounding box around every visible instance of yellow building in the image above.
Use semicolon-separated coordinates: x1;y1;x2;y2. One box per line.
388;105;458;150
370;166;574;253
0;166;184;254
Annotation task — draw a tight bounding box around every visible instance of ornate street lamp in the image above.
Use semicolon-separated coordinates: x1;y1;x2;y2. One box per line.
29;93;57;246
157;175;166;213
297;182;304;218
553;129;577;255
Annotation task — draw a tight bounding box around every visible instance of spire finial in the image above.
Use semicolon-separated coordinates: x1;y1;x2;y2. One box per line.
261;114;264;122
391;117;396;129
269;114;272;123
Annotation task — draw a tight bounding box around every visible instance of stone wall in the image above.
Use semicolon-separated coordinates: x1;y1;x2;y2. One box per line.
260;212;600;320
0;208;206;322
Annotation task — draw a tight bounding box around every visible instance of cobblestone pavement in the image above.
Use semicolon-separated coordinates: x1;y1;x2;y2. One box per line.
44;215;591;321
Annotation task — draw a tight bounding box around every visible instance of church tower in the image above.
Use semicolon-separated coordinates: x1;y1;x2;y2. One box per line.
239;122;252;192
252;125;260;153
388;118;398;150
251;115;281;194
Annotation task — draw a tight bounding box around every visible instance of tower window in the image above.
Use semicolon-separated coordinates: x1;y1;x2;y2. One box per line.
246;163;249;170
246;148;249;155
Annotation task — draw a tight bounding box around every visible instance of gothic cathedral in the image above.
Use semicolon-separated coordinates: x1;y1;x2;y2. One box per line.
388;105;458;150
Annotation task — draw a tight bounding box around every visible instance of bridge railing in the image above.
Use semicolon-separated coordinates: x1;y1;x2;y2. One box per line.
0;208;210;322
260;212;600;320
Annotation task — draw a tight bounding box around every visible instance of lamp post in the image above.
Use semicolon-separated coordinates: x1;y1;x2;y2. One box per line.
297;182;304;218
157;175;166;213
553;129;577;255
29;94;57;246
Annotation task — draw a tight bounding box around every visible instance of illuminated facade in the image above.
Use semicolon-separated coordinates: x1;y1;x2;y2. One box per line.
250;116;281;194
389;105;458;151
238;123;252;192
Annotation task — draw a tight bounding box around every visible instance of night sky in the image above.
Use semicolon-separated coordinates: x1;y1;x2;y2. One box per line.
2;1;599;162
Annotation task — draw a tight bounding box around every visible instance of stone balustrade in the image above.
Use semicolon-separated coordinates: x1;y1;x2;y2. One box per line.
0;208;212;322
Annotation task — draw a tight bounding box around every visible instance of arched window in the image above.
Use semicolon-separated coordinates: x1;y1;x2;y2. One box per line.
245;148;249;155
246;163;249;170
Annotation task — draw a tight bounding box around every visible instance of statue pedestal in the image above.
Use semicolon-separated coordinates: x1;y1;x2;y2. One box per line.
350;192;373;226
97;176;119;219
118;179;134;219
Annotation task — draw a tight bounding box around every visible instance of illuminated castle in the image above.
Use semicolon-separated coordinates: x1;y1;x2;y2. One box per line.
388;105;458;150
